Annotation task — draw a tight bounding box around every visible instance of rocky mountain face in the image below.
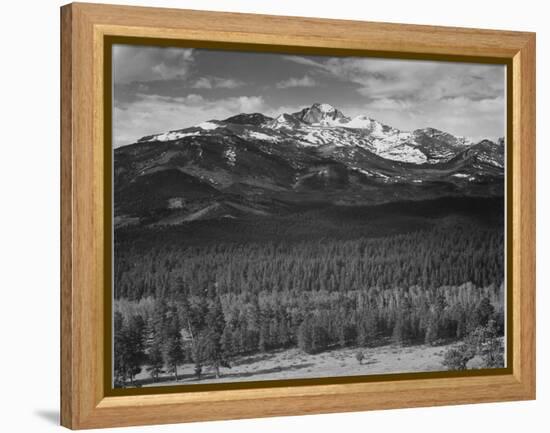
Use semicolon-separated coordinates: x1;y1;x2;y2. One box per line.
292;103;350;125
114;103;504;226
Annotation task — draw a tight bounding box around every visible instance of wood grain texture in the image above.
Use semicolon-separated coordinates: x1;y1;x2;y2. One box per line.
60;2;536;429
512;34;536;396
60;4;73;429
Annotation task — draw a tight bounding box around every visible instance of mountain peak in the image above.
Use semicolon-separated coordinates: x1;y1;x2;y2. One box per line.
223;112;273;126
292;103;349;125
313;102;336;113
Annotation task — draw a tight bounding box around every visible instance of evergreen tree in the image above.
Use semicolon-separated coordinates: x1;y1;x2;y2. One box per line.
113;312;146;386
147;343;164;382
144;300;169;382
126;315;146;384
204;293;227;377
221;325;234;358
474;297;495;329
258;305;271;352
357;308;377;347
478;319;504;368
424;318;439;345
297;316;314;354
191;337;205;380
277;308;292;348
164;312;184;381
113;312;127;386
246;293;261;352
297;315;329;354
392;296;413;345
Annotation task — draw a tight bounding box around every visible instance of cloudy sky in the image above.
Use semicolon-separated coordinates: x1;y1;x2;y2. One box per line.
113;44;506;148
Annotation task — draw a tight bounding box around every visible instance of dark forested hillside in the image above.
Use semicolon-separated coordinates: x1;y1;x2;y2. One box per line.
114;196;504;301
115;222;503;301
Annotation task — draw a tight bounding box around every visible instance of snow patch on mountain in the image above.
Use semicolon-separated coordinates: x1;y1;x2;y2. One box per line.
343;115;383;130
477;154;503;168
379;145;428;164
452;173;476;181
352;167;390;179
197;121;220;130
145;131;200;142
248;131;278;141
274;114;287;124
298;127;364;148
301;131;322;145
167;197;185;209
224;146;236;166
316;118;349;127
417;127;473;147
318;103;336;113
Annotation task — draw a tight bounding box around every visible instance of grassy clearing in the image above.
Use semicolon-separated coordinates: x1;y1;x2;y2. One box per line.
131;340;484;387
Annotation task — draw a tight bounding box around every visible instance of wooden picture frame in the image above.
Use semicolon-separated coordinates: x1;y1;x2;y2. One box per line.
60;2;536;429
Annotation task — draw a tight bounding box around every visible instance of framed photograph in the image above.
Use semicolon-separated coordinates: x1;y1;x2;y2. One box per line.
60;2;535;429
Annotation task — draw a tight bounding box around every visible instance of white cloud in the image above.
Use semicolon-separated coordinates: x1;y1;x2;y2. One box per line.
113;44;194;83
191;76;244;89
355;93;505;142
276;75;317;88
285;55;504;103
233;96;265;113
114;94;265;147
327;58;504;102
284;54;505;140
362;98;414;111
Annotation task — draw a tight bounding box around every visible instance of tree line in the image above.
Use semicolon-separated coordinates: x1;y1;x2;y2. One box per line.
114;224;503;301
114;282;504;386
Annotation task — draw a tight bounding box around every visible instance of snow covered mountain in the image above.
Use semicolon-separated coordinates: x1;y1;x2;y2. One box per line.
139;102;479;165
115;103;504;225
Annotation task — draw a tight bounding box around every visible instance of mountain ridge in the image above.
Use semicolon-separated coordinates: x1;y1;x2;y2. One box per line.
133;103;498;165
115;103;504;226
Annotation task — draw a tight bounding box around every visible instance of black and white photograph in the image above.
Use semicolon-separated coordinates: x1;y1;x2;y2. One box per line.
112;45;506;389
